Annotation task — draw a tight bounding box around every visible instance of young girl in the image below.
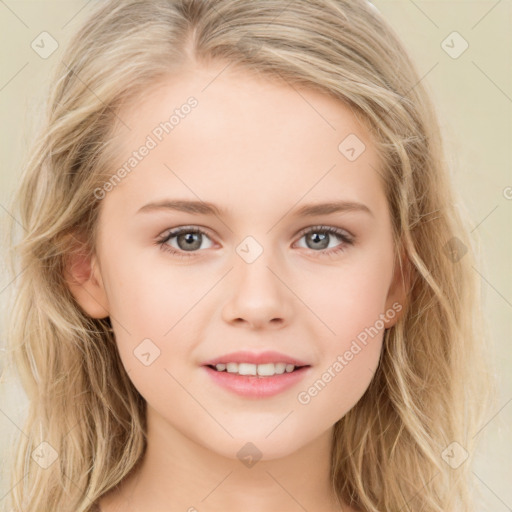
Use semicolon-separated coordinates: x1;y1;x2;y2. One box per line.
3;0;496;511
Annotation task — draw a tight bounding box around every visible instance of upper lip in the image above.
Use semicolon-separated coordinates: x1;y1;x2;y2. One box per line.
201;350;310;367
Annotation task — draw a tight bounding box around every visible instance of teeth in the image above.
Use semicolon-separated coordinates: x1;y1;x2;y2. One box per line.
214;362;297;376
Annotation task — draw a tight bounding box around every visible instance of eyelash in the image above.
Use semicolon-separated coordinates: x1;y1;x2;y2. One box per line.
156;225;355;260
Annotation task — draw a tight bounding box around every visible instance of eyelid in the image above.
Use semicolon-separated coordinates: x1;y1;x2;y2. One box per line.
295;224;355;242
159;223;354;239
158;224;216;242
157;224;356;263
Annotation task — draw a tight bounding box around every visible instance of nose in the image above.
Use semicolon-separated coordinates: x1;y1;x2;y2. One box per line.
221;252;293;330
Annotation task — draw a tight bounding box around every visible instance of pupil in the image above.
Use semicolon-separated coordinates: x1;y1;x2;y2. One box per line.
308;232;328;249
178;232;201;251
175;231;331;252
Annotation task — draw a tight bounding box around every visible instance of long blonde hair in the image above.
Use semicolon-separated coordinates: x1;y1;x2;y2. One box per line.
3;1;496;510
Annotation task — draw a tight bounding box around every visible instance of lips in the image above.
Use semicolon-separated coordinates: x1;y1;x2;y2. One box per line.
201;350;311;367
200;350;312;398
203;364;312;398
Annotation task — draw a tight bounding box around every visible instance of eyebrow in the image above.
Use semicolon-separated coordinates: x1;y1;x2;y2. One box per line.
136;199;374;218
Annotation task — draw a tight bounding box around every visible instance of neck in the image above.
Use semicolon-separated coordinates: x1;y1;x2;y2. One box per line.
99;405;347;512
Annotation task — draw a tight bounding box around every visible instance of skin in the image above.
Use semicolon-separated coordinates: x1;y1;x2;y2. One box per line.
67;61;408;512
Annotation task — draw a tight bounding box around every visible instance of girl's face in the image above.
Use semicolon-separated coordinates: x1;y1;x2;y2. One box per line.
81;62;405;460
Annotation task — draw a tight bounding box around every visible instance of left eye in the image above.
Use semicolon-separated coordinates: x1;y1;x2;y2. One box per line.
295;226;353;252
156;225;354;259
158;227;214;256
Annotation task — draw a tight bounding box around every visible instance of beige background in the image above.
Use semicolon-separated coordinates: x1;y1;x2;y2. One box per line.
0;1;511;510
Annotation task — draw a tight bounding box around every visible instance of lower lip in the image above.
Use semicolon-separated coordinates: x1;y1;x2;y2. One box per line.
202;365;312;398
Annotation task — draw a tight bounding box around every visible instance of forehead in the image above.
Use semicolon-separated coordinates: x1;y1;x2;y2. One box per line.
105;62;386;219
116;62;377;152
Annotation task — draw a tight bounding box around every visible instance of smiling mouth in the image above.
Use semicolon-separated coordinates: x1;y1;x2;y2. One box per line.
206;362;309;377
202;363;312;398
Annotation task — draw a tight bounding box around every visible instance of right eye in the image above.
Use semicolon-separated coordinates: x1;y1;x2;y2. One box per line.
294;225;355;257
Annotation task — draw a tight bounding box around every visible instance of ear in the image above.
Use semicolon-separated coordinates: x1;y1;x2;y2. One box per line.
383;247;412;329
63;235;110;319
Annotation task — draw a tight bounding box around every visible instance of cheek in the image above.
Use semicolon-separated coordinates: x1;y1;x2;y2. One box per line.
295;268;387;424
295;337;382;430
104;251;197;335
103;235;390;428
292;256;388;420
303;253;392;339
102;257;207;394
